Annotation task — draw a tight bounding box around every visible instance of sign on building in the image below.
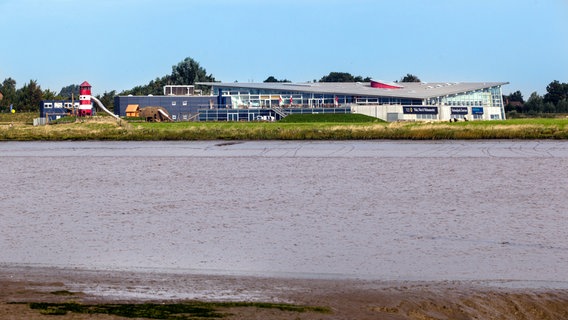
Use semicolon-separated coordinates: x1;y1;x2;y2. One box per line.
450;107;468;115
402;106;438;114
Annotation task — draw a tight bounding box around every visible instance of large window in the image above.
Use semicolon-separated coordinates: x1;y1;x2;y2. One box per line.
443;89;494;107
416;114;437;120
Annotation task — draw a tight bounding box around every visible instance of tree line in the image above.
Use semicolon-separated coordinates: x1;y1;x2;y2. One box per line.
1;56;566;116
0;57;215;113
263;72;420;83
0;79;118;113
504;81;568;115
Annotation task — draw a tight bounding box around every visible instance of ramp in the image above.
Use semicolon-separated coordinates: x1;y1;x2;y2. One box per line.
157;108;173;121
91;96;120;120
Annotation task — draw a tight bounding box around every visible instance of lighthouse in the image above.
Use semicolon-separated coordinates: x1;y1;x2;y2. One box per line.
78;81;93;116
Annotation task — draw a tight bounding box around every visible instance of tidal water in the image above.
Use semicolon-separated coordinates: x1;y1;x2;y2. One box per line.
1;140;567;283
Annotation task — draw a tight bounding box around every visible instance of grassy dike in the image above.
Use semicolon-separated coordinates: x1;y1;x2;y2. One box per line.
2;112;568;140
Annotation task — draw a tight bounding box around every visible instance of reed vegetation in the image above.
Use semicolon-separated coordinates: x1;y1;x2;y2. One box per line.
2;112;568;140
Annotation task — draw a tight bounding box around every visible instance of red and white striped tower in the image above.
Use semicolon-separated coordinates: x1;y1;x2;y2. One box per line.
78;81;93;116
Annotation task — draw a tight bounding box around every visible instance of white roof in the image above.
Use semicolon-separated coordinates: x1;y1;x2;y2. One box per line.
197;81;508;99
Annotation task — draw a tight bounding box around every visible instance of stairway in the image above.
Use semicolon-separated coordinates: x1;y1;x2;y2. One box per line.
271;106;288;119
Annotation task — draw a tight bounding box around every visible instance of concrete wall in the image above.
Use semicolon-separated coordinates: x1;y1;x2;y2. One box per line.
351;104;504;122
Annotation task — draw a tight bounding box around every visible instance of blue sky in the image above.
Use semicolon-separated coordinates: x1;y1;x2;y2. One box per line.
1;0;567;97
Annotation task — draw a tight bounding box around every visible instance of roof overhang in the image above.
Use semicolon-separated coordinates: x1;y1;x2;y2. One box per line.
197;81;509;99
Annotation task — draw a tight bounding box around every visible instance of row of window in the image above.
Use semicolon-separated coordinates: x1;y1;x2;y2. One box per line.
227;96;423;106
43;102;79;109
437;87;505;108
416;113;496;120
221;90;502;108
416;114;437;120
447;101;484;106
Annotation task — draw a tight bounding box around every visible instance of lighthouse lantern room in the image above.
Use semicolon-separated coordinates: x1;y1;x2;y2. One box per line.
78;81;93;116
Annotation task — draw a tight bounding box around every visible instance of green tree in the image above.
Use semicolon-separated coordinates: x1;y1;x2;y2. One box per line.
320;72;354;82
42;89;57;100
320;72;361;82
352;75;373;82
543;102;556;113
170;57;215;85
504;90;524;113
507;90;524;103
400;74;421;82
556;99;568;113
96;90;117;111
16;80;43;112
264;76;278;83
149;77;168;94
121;76;168;96
58;84;80;99
264;76;291;83
0;78;17;111
543;80;568;106
121;85;144;96
121;57;216;95
524;92;544;114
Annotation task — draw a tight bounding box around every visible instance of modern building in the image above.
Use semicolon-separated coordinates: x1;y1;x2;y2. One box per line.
113;80;508;122
198;80;508;121
39;81;96;120
39;100;81;120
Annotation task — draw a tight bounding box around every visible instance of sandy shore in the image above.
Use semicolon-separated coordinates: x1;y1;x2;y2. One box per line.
2;265;568;319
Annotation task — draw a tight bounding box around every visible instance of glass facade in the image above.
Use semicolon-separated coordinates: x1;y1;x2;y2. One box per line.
220;91;352;108
354;96;423;105
213;85;423;108
438;87;503;109
215;85;502;107
206;83;506;121
198;107;350;121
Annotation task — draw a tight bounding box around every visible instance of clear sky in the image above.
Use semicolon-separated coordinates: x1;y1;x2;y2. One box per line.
1;0;567;97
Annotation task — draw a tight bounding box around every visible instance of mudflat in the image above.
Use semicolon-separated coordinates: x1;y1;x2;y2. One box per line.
1;266;568;320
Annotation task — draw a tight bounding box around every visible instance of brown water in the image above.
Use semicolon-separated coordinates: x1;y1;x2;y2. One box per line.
1;141;567;284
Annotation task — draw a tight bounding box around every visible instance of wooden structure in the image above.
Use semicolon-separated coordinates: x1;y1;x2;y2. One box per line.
139;106;172;122
125;104;140;117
